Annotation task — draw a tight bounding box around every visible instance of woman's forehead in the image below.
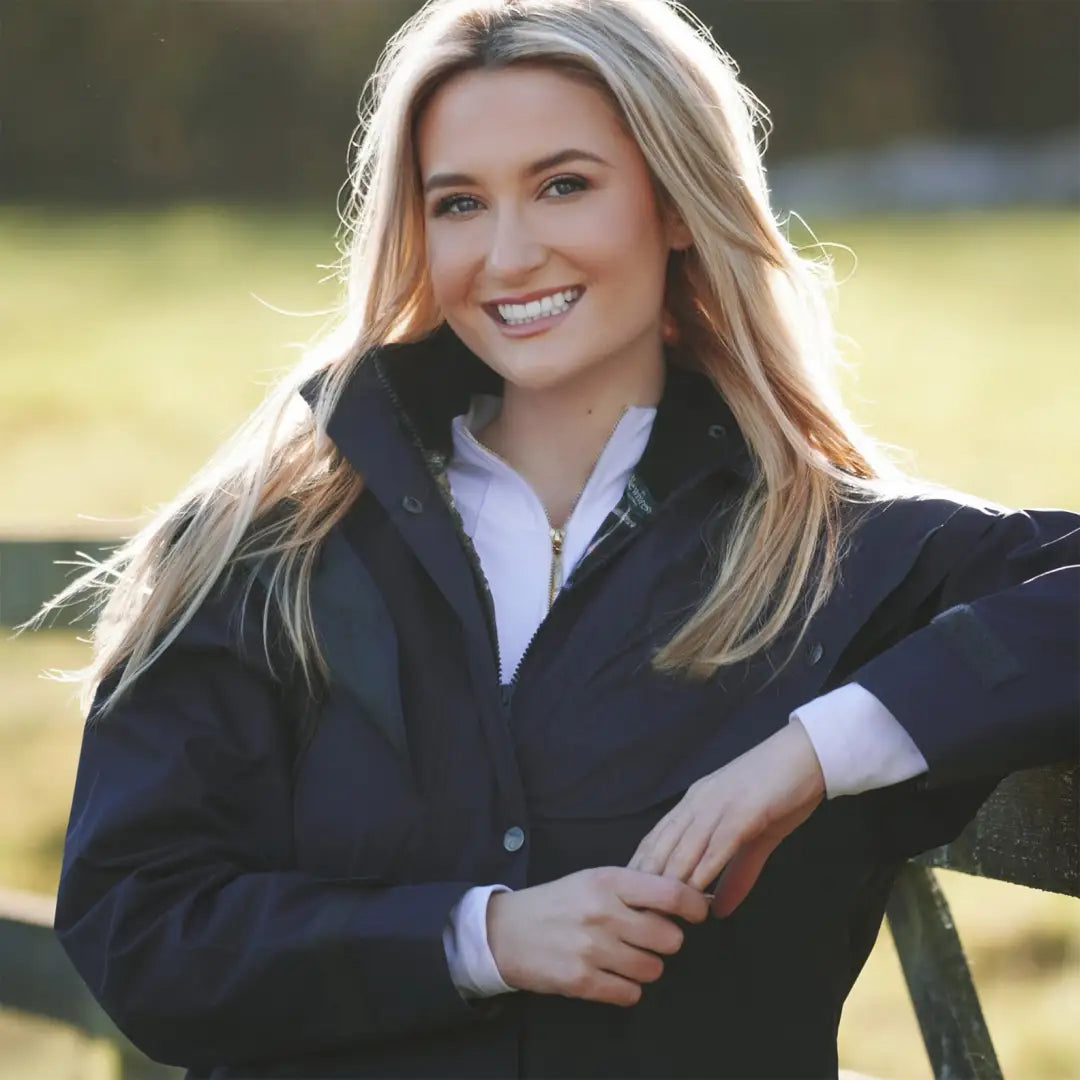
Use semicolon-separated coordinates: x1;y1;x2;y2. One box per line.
416;66;627;177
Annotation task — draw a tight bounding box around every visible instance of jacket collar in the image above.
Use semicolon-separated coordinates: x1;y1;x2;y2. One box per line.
303;321;755;503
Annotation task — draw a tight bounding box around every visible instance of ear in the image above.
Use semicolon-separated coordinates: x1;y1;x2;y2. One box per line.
664;206;693;252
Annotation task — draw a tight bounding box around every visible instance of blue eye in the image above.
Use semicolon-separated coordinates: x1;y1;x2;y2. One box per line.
545;175;589;198
433;193;480;217
432;174;589;218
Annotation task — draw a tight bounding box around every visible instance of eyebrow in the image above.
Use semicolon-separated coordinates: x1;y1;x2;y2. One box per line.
422;148;612;196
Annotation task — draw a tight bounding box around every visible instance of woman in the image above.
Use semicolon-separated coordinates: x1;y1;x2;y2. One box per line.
45;0;1077;1076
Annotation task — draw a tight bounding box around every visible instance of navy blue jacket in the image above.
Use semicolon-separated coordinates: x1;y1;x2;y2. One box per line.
55;326;1080;1078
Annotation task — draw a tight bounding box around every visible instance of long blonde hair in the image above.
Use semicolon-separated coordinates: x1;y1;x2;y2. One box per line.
35;0;918;719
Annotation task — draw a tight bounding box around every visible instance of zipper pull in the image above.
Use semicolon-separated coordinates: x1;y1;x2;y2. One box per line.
549;527;565;609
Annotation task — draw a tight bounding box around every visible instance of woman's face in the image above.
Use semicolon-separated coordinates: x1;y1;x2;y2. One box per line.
416;64;691;395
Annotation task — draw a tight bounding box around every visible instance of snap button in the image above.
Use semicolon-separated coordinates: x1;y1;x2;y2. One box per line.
707;423;726;440
502;826;525;852
807;641;824;665
401;495;423;514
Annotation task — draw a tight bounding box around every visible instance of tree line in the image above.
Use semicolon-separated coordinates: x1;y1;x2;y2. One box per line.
2;0;1076;203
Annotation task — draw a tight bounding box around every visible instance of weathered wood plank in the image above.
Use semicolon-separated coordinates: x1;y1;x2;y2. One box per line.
916;763;1079;896
0;887;179;1079
0;539;117;629
0;888;112;1038
886;863;1003;1080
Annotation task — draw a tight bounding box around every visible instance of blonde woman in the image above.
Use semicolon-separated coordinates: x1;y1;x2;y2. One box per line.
47;0;1078;1076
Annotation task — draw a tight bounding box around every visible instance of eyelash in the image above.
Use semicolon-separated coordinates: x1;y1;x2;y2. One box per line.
432;175;589;218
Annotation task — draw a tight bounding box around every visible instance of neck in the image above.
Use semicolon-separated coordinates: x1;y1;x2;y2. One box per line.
476;342;665;529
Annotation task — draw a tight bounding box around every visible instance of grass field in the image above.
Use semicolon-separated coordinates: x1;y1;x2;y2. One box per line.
1;204;1078;1078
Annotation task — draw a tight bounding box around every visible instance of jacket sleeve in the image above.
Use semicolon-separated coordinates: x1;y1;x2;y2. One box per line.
847;503;1079;860
54;576;497;1070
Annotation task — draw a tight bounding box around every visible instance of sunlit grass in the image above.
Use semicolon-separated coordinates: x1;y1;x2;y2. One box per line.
0;203;342;536
0;632;89;894
1;204;1077;1078
816;209;1080;510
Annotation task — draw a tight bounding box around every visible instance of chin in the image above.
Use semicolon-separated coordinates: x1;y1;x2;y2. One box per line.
494;356;595;393
487;334;618;389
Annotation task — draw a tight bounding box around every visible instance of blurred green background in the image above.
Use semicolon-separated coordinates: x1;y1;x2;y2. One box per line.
1;1;1078;1077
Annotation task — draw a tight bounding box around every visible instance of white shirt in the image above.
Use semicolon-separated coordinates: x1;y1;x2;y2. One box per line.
440;396;929;998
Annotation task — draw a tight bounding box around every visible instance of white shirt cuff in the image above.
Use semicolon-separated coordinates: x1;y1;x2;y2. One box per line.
789;682;929;799
442;883;519;999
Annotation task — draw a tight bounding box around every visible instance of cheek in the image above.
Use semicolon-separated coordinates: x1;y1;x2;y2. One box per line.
425;237;472;304
568;192;667;272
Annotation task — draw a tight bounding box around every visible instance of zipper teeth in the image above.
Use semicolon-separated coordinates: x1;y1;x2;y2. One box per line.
373;358;504;682
509;472;679;691
499;428;731;694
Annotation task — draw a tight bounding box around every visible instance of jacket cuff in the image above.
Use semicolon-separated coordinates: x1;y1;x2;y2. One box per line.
847;603;1042;787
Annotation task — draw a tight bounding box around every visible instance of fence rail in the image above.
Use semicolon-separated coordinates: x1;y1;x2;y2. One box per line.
0;887;180;1079
0;539;117;629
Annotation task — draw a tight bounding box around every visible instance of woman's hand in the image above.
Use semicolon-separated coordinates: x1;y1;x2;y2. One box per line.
486;866;710;1006
627;721;826;918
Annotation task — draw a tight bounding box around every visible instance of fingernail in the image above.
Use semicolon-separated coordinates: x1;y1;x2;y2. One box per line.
702;892;715;901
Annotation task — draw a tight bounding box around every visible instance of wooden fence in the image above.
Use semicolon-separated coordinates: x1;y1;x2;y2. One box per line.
0;539;117;630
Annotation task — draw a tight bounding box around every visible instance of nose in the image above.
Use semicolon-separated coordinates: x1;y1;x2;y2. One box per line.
485;209;545;280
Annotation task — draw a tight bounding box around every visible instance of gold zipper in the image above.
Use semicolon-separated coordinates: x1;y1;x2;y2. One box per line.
548;526;565;608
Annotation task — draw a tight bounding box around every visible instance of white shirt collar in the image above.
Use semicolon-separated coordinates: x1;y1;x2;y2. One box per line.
449;393;657;520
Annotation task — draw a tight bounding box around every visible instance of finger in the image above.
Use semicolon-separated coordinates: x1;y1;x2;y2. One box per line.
578;969;646;1008
614;868;711;924
604;940;666;987
619;907;686;956
627;820;658;871
686;826;743;892
710;834;779;918
628;810;686;875
659;818;715;883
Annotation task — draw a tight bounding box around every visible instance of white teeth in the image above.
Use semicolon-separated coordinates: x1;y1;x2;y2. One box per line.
496;287;582;325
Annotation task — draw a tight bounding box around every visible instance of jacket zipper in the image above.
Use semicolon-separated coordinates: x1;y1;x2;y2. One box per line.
548;527;564;608
505;462;727;702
